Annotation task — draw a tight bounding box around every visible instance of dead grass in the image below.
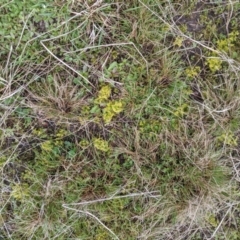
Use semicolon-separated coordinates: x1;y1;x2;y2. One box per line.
1;0;240;239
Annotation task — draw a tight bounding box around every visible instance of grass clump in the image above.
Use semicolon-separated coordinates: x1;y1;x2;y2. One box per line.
1;0;240;239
